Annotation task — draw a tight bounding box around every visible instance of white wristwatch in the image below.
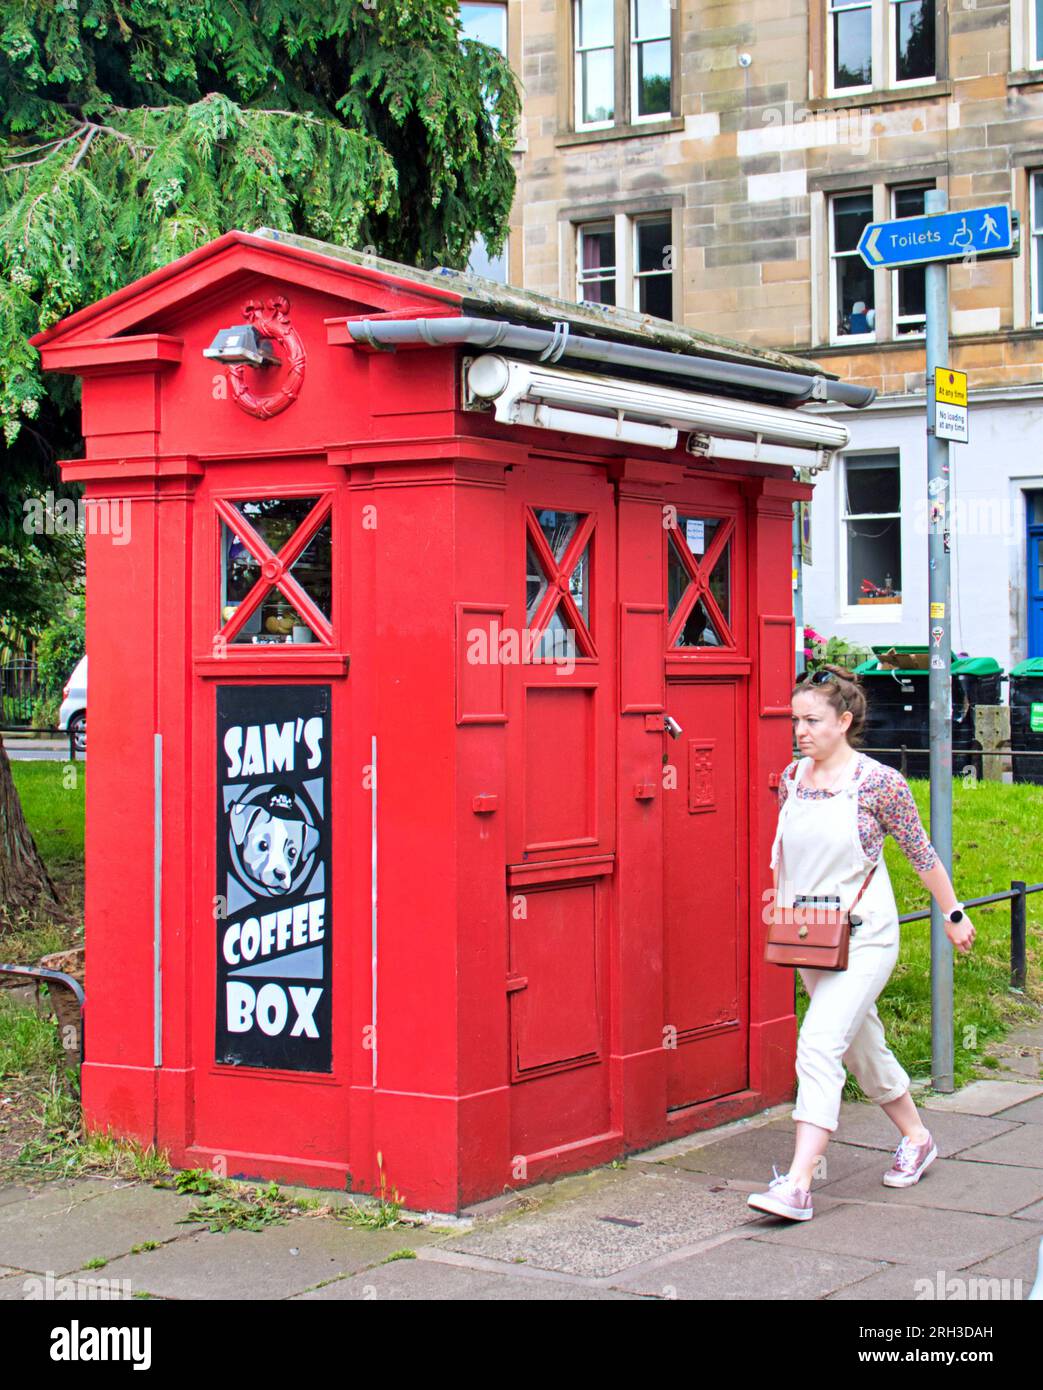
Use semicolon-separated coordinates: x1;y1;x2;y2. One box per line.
943;903;966;923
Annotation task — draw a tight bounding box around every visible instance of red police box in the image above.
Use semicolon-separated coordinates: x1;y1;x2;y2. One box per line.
31;228;868;1213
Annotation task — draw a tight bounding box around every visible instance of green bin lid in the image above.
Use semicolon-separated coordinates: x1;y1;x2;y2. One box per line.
1010;657;1043;677
851;649;1003;677
951;656;1003;676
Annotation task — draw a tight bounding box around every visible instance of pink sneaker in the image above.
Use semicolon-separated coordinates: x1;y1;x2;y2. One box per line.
747;1165;813;1221
882;1130;938;1187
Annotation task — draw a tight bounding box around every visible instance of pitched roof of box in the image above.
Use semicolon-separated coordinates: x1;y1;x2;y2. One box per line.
251;227;835;380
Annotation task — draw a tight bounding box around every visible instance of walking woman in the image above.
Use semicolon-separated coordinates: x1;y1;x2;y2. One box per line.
747;664;976;1221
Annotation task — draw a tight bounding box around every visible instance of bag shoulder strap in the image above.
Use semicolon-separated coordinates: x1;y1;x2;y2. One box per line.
849;860;878;911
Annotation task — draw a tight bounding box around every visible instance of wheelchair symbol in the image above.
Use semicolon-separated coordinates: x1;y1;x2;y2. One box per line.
950;218;973;252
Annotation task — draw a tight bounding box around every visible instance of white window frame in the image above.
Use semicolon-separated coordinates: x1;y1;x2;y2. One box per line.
827;0;874;97
630;0;672;125
890;183;930;339
574;0;615;131
1032;170;1043;327
826;0;936;97
1030;0;1043;69
828;191;877;346
575;212;676;318
840;452;903;617
888;0;937;89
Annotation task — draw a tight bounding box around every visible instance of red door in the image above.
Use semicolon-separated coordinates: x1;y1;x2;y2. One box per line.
660;489;749;1109
502;458;616;1155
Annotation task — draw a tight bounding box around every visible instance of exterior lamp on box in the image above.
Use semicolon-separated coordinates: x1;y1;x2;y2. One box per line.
202;324;280;367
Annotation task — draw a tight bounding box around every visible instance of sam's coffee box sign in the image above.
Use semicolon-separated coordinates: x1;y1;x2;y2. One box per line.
216;685;331;1071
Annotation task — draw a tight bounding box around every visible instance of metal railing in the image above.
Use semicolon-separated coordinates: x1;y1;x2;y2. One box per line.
0;963;85;1057
794;744;1043;780
1;724;81;760
896;880;1042;991
0;660;40;725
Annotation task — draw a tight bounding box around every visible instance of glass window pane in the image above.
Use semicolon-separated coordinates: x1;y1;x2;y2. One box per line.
836;256;875;336
527;513;590;650
537;508;581;560
222;522;261;612
459;2;507;51
1037;0;1043;62
847;518;902;605
220;497;329;638
668;520;729;647
895;0;935;82
667;533;691;616
234;497;319;553
636;218;671;274
578;0;613;48
675;597;725;648
568;540;591;627
636;39;671;116
531;605;579;662
894;185;927;219
833;193;873;254
833;6;872;88
581;225;615;272
638;272;672;319
896;265;926;330
581;275;616;306
230;587;321;645
708;538;731;627
526;537;549;621
580;47;614;123
634;0;670;39
290;516;332;620
846;457;900;515
467;233;508;284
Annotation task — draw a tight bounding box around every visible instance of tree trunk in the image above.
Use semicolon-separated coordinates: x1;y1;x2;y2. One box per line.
0;734;59;920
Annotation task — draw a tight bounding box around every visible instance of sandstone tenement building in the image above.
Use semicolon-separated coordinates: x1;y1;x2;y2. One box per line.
462;0;1043;668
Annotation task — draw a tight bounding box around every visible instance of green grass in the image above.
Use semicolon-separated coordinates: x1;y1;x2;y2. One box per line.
0;992;65;1080
796;775;1043;1099
8;759;85;868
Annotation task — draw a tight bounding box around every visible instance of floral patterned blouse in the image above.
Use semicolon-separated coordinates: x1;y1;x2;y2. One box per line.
778;752;939;872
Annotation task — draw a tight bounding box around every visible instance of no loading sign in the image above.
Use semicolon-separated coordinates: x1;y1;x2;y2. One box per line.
216;685;332;1072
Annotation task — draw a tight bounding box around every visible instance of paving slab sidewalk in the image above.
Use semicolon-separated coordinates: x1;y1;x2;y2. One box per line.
1;1026;1041;1301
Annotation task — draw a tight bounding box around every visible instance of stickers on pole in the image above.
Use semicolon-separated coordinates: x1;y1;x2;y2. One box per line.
935;368;968;444
216;685;331;1071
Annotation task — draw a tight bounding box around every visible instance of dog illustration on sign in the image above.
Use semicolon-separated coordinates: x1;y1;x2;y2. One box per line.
229;784;320;895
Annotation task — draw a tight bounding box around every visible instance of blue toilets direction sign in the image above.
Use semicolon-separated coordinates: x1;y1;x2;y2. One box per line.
857;205;1018;269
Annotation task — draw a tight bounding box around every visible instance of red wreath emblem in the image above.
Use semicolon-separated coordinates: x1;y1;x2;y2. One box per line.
228;296;306;420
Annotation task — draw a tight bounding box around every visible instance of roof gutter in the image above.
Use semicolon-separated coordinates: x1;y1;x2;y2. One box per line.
343;315;877;409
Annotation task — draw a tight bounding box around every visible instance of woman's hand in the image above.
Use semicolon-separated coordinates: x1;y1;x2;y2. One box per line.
946;912;975;956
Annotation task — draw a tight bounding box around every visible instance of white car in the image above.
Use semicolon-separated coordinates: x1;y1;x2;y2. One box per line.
58;654;86;754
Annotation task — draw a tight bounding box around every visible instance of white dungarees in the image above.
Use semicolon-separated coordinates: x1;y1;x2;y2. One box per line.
770;753;911;1132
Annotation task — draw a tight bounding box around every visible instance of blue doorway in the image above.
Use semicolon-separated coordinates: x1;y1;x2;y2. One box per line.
1029;492;1043;659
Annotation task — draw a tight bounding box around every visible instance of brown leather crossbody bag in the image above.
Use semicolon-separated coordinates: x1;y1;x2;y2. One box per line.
765;842;877;972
